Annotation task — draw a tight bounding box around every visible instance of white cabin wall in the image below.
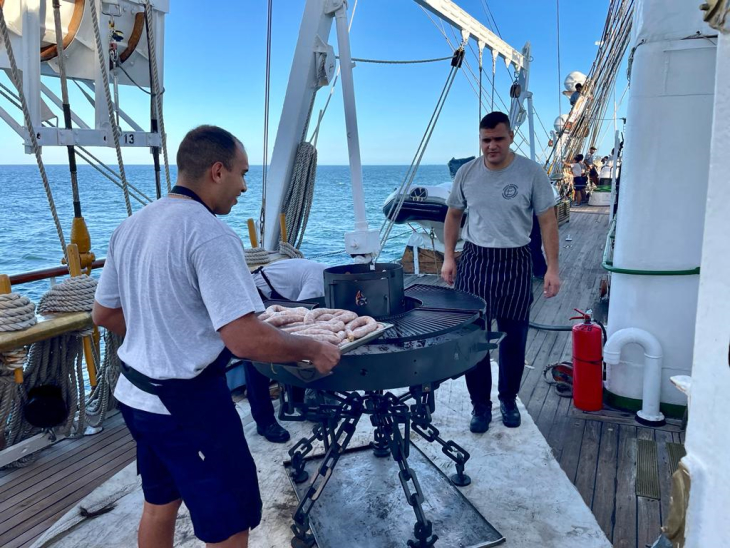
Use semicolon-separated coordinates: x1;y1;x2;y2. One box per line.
683;22;730;548
604;0;716;406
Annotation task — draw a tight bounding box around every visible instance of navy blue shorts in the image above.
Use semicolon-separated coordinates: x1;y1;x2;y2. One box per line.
119;397;262;543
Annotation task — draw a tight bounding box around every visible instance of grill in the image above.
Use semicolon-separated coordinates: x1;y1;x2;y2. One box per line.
252;268;502;548
377;284;485;343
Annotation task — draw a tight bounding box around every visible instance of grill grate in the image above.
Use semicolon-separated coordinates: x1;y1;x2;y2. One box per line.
379;308;479;343
405;284;485;313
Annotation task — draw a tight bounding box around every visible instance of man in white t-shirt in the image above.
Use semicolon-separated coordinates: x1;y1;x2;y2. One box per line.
93;126;340;548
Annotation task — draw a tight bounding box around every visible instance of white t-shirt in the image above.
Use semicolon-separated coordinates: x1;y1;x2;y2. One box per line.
95;197;264;414
253;259;326;301
599;163;612;179
571;163;584;177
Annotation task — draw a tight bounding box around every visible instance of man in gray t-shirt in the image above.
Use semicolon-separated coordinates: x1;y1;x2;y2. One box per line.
442;111;561;433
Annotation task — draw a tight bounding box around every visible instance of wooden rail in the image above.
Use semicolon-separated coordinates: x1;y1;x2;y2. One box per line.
8;259;106;286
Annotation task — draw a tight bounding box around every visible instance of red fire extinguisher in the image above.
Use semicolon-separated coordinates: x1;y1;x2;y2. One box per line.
571;309;604;412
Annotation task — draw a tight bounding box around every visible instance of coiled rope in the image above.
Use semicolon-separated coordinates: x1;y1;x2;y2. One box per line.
244;248;272;266
0;294;37;451
281;142;317;249
86;329;122;428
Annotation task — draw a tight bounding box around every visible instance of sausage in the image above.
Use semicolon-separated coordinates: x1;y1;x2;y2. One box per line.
345;316;378;341
292;331;341;345
265;313;305;327
333;310;358;324
304;308;342;324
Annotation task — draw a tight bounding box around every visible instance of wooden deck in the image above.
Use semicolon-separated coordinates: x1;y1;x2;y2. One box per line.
0;413;136;548
0;205;683;547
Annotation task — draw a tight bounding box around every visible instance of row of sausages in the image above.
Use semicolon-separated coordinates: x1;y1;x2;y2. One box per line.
259;305;380;346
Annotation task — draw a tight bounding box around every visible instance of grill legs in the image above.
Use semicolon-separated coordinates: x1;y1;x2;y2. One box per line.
281;385;471;547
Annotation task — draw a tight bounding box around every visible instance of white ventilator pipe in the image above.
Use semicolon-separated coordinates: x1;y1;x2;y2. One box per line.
605;0;715;407
603;328;664;425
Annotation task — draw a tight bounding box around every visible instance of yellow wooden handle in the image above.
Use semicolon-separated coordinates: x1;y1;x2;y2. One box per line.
247;218;258;248
0;274;10;294
67;244;81;277
279;213;287;243
66;244;97;386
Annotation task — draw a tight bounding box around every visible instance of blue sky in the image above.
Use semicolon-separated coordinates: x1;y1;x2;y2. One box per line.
0;0;628;166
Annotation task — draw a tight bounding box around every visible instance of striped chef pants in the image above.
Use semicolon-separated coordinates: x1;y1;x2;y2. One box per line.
455;243;532;405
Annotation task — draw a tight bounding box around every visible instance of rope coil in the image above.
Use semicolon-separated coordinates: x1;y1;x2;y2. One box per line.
0;294;37;332
37;275;97;315
245;247;272;265
279;241;305;259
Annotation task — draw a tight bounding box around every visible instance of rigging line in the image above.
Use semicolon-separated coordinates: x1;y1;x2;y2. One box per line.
144;1;171;193
0;85;21;110
556;0;563;117
378;60;460;252
480;0;502;37
0;4;68;261
260;0;273;246
378;66;459;260
87;0;132;216
339;55;452;64
52;0;82;218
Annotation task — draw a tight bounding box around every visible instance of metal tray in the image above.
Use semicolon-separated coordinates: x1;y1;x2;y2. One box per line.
274;322;393;384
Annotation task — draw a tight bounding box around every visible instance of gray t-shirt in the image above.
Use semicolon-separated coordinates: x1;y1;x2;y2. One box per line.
447;153;555;248
95;197;264;414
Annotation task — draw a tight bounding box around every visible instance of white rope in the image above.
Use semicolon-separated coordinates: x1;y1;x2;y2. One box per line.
37;275;97;315
144;1;171;193
0;294;37;332
244;247;272;265
0;5;68;262
279;241;304;259
86;0;133;216
86;330;122;427
281;142;317;249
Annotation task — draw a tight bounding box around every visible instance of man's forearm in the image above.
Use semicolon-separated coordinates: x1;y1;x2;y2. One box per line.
443;209;463;259
222;315;325;363
538;212;559;272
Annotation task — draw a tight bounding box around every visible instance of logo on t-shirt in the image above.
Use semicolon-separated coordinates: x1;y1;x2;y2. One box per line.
502;184;518;200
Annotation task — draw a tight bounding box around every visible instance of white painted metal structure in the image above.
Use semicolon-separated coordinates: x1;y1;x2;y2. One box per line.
264;0;532;254
604;0;716;407
682;7;730;545
0;0;168;149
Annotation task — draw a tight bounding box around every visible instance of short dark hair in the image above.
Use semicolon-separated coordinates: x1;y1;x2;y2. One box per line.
575;83;583;90
575;154;584;161
479;111;511;131
590;146;597;151
176;125;244;180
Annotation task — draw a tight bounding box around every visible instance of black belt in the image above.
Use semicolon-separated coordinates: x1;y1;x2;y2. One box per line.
120;348;232;396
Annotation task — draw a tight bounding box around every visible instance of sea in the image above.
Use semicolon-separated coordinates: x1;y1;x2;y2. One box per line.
1;164;452;303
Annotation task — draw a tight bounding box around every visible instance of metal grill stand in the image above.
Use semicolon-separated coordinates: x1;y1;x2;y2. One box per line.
279;382;472;548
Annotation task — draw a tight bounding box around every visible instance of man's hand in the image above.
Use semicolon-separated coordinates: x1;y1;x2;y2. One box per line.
441;257;457;286
309;341;341;374
543;269;561;298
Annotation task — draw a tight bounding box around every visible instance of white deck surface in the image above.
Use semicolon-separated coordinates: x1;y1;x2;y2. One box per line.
32;362;610;548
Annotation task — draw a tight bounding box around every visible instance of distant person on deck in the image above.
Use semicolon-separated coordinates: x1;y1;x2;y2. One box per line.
93;125;340;548
441;111;561;434
569;83;583;107
243;258;328;444
599;156;613;186
571;154;588;206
